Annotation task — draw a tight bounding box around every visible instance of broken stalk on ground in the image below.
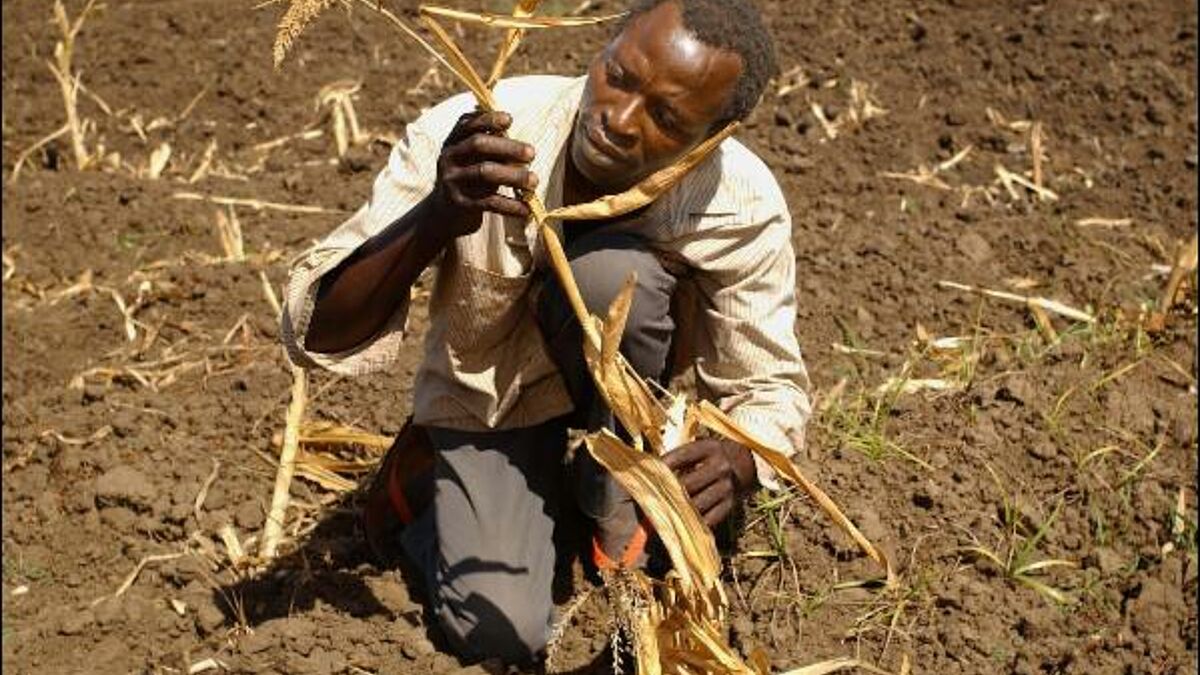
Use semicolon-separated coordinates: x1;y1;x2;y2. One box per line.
10;0;101;182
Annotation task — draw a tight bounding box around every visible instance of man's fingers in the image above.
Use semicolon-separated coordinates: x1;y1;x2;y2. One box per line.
691;477;733;516
452;133;536;164
702;496;735;529
478;162;537;191
662;442;710;472
442;179;531;218
444;162;538;192
468;161;538;191
664;440;740;528
434;109;531;228
476;193;532;219
678;457;723;497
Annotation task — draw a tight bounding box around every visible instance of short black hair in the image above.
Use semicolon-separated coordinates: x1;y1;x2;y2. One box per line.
616;0;778;127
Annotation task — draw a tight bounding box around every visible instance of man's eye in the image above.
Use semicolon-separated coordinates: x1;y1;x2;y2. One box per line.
652;106;679;132
605;62;627;87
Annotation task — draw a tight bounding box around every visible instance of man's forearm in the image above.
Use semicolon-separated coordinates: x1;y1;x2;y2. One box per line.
306;196;452;354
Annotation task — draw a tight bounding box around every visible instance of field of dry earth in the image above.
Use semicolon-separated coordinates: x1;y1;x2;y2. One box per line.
2;0;1197;673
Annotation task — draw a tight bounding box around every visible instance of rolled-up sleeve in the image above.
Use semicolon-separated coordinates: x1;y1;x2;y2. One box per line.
689;207;812;491
280;113;443;375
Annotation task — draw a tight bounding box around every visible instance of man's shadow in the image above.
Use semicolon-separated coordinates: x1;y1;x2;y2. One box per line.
214;487;396;625
211;481;616;672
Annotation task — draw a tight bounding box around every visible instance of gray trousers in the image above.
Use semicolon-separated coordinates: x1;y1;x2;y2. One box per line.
400;230;676;663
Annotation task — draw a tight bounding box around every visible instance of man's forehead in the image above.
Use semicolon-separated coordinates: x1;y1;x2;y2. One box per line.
609;1;742;95
613;1;690;55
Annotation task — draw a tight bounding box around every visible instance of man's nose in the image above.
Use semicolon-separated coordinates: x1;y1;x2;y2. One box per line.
601;97;639;149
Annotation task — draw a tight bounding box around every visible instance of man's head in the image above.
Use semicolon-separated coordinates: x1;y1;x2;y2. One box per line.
569;0;777;192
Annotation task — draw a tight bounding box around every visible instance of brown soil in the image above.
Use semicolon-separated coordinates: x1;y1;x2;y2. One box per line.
3;0;1197;673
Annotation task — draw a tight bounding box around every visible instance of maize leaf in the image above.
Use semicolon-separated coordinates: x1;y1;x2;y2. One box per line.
487;0;541;87
417;12;498;110
294;456;358;492
296;449;376;475
547;121;739;221
694;400;897;587
581;273;670;450
299;420;391;450
634;603;664;675
679;616;756;673
585;431;722;612
601;272;636;371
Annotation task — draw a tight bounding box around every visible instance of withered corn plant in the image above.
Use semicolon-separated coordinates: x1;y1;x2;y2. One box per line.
271;2;895;672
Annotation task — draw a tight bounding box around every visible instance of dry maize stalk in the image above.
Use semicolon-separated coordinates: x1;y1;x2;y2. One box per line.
261;364;307;559
49;0;99;171
1158;233;1198;313
937;280;1094;324
487;0;541;87
421;5;621;29
1145;233;1198;333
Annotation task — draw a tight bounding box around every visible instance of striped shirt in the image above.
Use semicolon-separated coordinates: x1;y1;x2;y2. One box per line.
282;75;811;486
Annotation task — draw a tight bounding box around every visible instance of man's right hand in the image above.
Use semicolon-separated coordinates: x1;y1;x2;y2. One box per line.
305;111;537;354
433;110;539;237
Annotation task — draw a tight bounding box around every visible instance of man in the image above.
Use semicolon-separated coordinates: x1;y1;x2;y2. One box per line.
281;0;811;664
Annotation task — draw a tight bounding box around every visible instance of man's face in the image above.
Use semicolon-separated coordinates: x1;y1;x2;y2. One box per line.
569;1;743;192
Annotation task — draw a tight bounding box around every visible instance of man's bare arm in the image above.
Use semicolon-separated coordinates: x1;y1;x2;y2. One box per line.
306;197;453;353
305;110;538;354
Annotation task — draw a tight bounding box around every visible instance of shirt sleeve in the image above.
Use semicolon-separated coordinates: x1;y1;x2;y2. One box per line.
687;203;813;491
279;113;443;375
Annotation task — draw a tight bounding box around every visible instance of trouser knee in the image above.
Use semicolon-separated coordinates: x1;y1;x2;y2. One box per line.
432;582;553;664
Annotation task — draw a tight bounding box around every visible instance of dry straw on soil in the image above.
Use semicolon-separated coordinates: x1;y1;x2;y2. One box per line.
10;0;100;182
268;1;894;672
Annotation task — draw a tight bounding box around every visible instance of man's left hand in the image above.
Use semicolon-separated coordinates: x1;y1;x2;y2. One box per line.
662;439;757;529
